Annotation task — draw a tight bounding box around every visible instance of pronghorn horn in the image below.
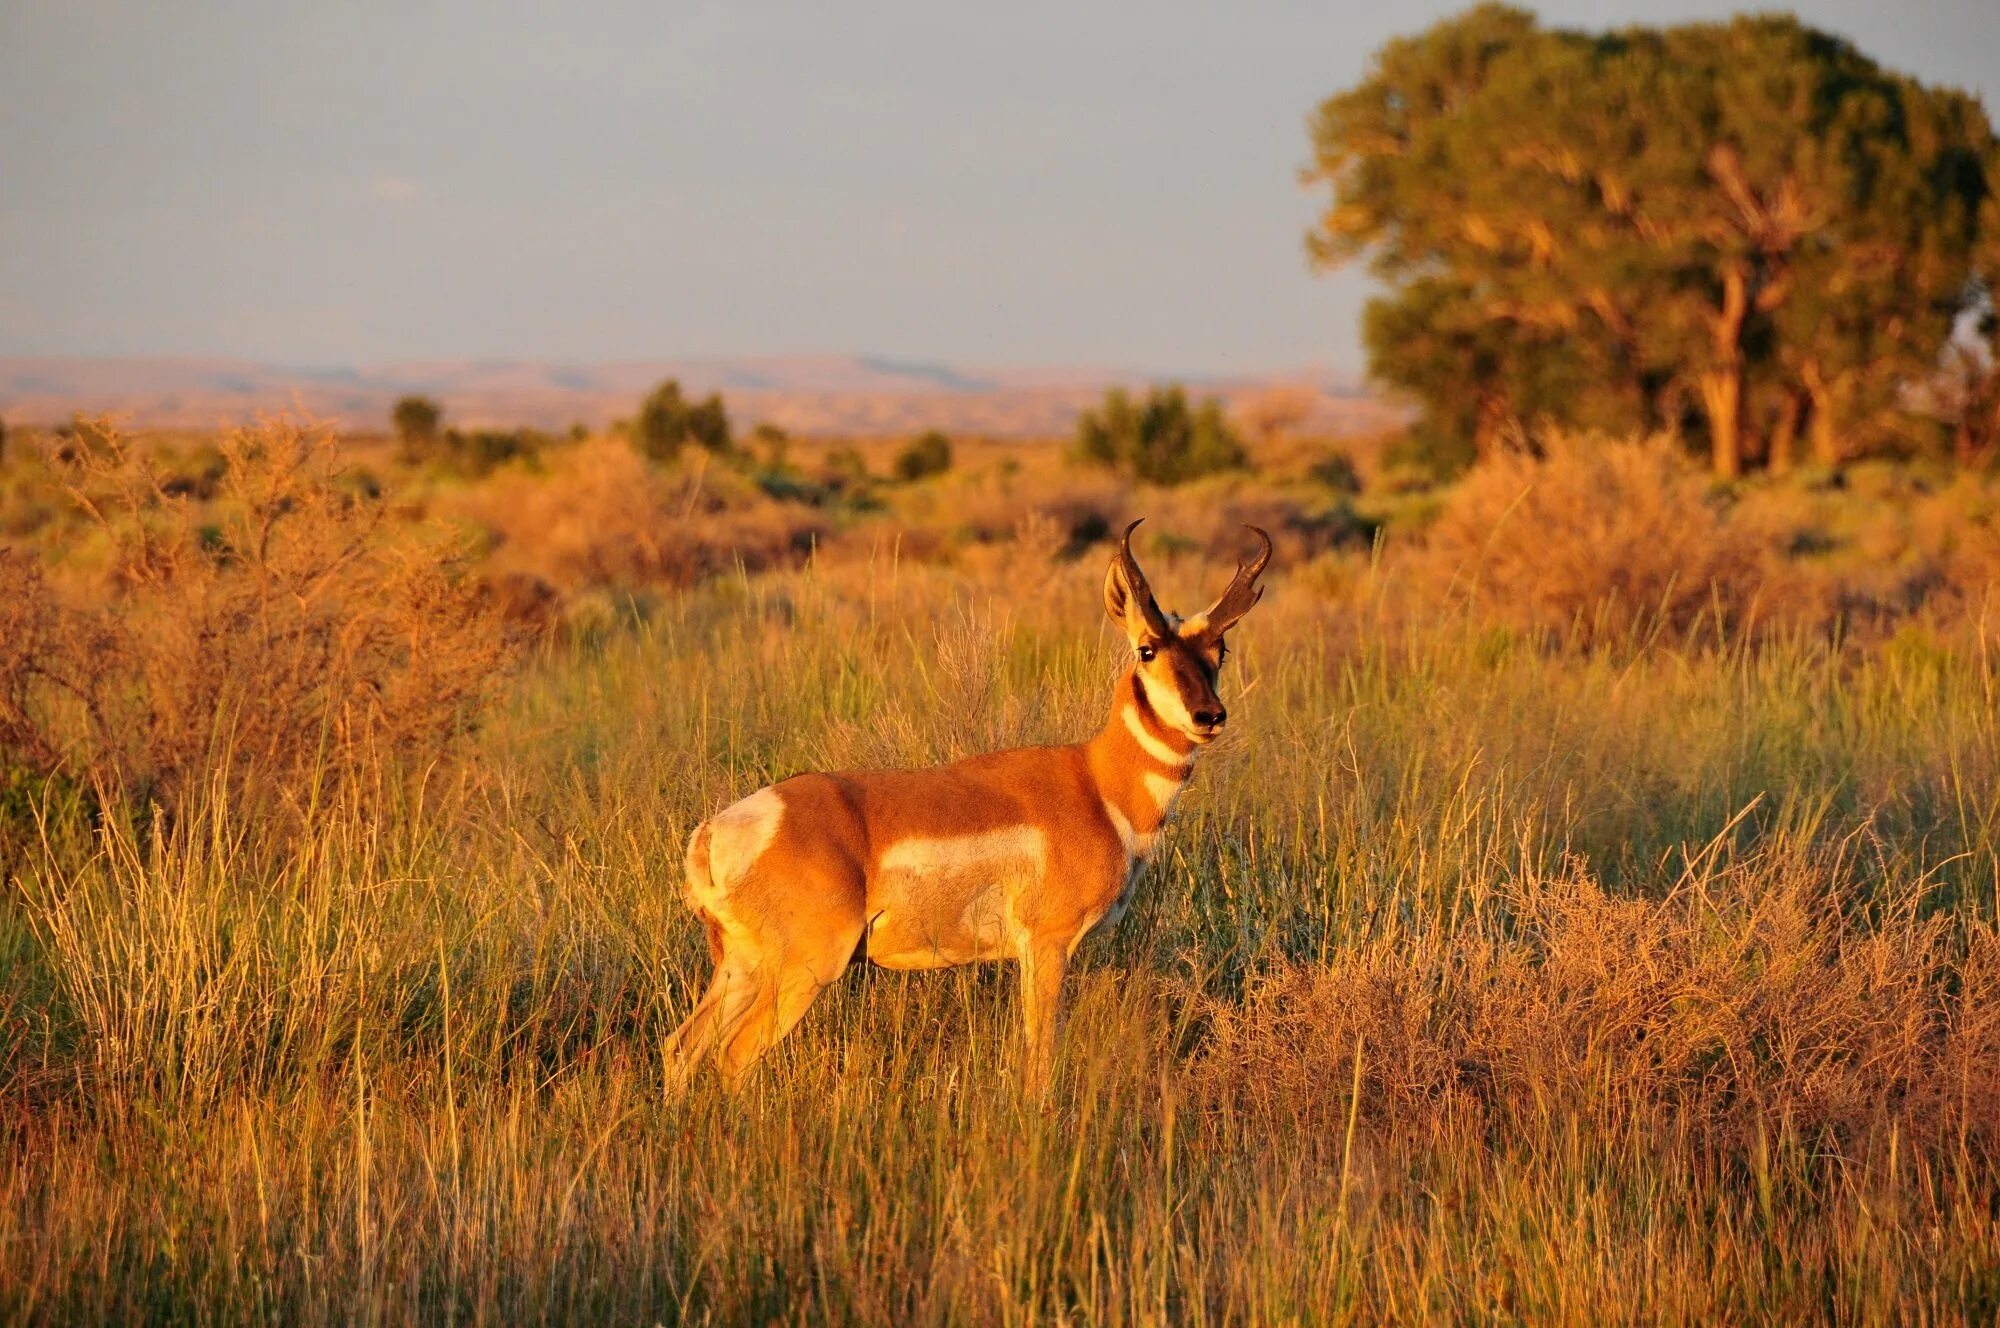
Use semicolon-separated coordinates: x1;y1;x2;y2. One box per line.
1115;518;1173;635
1201;525;1272;634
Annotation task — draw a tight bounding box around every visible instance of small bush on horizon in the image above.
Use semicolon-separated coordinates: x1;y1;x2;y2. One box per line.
633;378;733;464
892;430;953;482
823;444;869;485
1072;385;1247;485
392;394;443;461
440;426;546;479
752;422;791;473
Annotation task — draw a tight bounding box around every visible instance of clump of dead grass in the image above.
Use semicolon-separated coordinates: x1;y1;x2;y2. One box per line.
0;418;517;816
1405;432;1767;645
1191;859;2000;1161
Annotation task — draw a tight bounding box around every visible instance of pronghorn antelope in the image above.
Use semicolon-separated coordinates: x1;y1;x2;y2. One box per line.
664;520;1271;1090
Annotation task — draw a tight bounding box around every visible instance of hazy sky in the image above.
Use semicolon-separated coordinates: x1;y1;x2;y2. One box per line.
1;1;1993;375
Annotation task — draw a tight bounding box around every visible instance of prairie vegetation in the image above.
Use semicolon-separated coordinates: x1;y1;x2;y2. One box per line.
1;413;1999;1322
0;420;515;824
4;5;1999;1321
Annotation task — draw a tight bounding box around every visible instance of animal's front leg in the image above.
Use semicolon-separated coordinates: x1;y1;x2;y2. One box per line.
1017;935;1070;1099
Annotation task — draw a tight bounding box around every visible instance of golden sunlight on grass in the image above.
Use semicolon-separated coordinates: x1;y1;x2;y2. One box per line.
2;420;1999;1321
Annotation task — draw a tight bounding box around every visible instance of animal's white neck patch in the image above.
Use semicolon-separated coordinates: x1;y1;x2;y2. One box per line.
1142;770;1185;817
1101;798;1154;860
1122;703;1191;769
1102;799;1135;852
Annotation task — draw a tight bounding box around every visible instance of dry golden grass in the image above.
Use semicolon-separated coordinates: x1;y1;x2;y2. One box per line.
1198;864;2000;1153
1400;433;1766;644
4;418;2000;1321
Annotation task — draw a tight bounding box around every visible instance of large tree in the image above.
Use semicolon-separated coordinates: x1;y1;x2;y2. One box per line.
1306;5;1998;475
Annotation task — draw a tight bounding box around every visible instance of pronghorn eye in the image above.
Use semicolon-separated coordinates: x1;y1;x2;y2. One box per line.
1137;644;1156;662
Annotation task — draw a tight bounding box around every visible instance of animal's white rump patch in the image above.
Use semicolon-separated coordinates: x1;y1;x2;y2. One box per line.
701;787;784;899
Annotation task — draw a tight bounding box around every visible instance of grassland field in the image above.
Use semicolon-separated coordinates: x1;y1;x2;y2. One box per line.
2;418;1999;1323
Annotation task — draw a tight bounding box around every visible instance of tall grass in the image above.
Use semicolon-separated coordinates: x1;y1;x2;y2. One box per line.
4;545;1998;1323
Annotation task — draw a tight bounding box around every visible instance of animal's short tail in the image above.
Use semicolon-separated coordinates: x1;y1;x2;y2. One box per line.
682;820;728;966
682;821;715;912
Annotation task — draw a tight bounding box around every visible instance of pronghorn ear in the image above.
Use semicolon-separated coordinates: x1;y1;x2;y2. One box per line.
1105;560;1170;648
1104;559;1147;644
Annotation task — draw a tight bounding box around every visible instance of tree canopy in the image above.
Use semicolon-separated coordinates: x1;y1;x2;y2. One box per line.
633;379;733;464
1305;5;2000;475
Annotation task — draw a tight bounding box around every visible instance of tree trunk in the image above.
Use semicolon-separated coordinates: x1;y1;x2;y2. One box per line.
1702;265;1749;479
1700;371;1743;479
1768;389;1802;474
1473;390;1512;462
1800;358;1841;468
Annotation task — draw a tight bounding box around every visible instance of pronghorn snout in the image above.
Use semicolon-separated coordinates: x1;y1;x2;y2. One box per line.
1192;705;1226;733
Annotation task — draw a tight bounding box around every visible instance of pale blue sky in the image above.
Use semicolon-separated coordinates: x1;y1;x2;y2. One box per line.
1;1;1993;375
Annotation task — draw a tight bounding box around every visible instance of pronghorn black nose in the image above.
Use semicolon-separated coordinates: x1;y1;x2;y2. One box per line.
1193;707;1225;729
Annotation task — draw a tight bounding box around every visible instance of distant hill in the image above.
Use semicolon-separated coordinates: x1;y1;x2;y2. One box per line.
0;355;1397;439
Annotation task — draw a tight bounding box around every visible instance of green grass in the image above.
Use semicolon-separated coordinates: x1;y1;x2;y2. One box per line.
3;559;1998;1323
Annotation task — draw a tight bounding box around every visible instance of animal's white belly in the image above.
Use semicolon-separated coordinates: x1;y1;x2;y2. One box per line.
864;827;1047;969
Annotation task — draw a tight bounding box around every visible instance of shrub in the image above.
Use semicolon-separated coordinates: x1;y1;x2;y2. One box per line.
392;395;443;458
1406;432;1765;645
822;445;869;485
155;440;228;499
892;430;953;482
1307;449;1363;495
812;446;879;508
634;379;732;464
1072;385;1247;485
752;422;791;472
460;437;825;592
441;427;543;478
0;419;518;815
1192;866;2000;1168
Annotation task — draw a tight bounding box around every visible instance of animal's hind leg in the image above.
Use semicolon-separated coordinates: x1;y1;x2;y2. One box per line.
715;915;867;1087
663;959;760;1091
